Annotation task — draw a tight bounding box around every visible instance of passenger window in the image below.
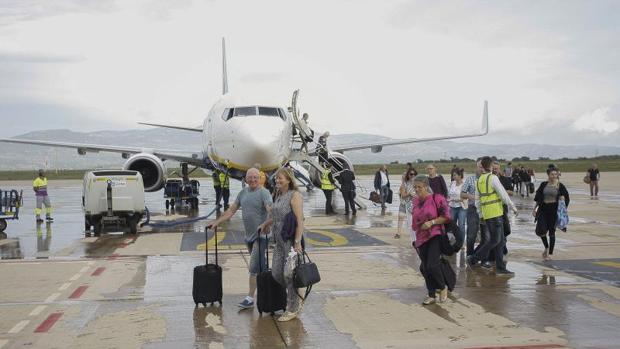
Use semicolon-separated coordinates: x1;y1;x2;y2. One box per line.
233;106;257;117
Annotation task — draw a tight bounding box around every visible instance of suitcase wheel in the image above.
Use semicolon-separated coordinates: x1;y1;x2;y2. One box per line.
202;303;207;307
259;311;262;316
210;302;214;306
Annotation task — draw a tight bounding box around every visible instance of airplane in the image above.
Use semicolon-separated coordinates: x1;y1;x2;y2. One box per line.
0;38;489;196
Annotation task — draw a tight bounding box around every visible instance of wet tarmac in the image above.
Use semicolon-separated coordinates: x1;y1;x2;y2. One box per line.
1;172;619;348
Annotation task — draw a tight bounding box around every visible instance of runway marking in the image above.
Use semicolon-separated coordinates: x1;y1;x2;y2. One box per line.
304;229;349;247
68;286;88;299
91;267;105;276
107;253;120;260
8;320;29;334
196;230;227;250
79;266;90;273
58;282;72;291
44;293;60;303
0;339;8;349
29;305;47;317
87;261;95;266
593;261;620;269
69;272;82;281
34;312;63;333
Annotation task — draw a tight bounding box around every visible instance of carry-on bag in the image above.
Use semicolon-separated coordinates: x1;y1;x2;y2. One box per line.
256;231;287;315
192;227;223;307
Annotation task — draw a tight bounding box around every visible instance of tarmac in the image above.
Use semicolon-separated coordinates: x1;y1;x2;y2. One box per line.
1;172;619;349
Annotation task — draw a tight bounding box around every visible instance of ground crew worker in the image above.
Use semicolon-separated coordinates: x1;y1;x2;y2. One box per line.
321;163;336;215
467;156;518;275
219;169;231;210
33;169;53;223
212;170;222;210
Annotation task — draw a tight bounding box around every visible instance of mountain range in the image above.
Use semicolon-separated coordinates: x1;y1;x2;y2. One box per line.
1;128;619;170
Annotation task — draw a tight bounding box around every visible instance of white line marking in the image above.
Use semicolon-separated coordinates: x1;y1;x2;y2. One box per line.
0;339;9;349
44;293;60;303
58;282;72;291
87;261;95;266
8;320;29;334
29;305;47;317
79;266;89;273
69;273;82;281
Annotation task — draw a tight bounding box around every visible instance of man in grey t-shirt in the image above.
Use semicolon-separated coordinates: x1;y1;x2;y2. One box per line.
208;168;272;309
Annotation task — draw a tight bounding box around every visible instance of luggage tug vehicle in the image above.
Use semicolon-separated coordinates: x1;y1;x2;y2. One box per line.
0;189;23;232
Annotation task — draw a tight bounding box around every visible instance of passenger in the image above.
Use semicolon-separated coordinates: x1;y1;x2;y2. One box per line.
448;168;467;246
336;167;356;216
374;165;391;210
467;156;518;275
426;164;448;198
398;168;417;240
461;160;483;257
401;162;414;182
587;164;600;197
411;175;451;305
511;167;522;196
519;165;531;198
33;169;53;223
207;168;272;309
316;131;330;166
259;168;305;322
321;163;336;215
533;166;570;261
504;162;513;178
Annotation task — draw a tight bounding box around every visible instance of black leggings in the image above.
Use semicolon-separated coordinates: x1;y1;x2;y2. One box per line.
418;236;446;297
538;204;558;254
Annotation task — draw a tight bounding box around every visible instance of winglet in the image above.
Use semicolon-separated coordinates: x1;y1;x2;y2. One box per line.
482;100;489;135
222;37;228;95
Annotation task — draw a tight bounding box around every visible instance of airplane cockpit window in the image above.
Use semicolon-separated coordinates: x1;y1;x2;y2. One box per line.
233;106;257;117
222;108;234;121
278;109;288;121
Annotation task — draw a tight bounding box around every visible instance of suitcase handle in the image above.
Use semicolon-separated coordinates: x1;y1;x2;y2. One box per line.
205;226;218;266
258;228;268;272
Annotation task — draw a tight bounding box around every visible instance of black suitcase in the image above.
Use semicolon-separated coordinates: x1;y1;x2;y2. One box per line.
192;227;222;307
256;234;287;315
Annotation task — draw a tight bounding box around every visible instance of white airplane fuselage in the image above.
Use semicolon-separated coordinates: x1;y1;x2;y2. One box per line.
202;93;293;176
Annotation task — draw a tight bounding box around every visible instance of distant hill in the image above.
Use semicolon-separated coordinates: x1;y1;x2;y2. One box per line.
1;129;619;170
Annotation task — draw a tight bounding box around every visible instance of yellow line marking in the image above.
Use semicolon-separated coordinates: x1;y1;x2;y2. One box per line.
196;230;227;251
8;320;29;334
304;229;349;247
44;293;60;303
593;261;620;269
29;305;47;317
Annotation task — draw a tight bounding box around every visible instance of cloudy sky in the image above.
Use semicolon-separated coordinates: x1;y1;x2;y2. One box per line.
1;0;619;146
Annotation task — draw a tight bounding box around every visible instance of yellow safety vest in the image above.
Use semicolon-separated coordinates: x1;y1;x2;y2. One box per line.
258;171;266;187
219;172;230;189
477;173;503;219
33;177;48;195
321;170;335;190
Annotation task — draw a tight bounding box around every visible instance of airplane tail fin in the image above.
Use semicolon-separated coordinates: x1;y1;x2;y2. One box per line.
222;37;228;95
482;100;489;135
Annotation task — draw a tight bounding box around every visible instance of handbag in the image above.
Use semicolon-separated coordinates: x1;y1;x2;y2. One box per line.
280;211;297;241
583;175;591;184
294;251;321;288
369;191;381;203
556;201;569;232
386;188;393;204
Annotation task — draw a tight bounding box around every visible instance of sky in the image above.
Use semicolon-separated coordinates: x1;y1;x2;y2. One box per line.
1;0;619;146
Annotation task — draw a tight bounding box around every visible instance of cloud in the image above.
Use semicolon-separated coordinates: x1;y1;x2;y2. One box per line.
0;0;116;26
571;107;619;134
0;51;84;63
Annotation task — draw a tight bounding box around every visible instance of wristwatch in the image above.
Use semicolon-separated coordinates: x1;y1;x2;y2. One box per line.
295;239;301;244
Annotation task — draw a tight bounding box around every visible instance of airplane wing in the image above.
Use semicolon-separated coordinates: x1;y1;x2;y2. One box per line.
0;138;204;165
331;101;489;153
137;122;203;132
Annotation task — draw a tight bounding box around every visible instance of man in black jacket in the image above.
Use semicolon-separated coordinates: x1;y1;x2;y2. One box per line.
337;168;356;216
374;165;390;209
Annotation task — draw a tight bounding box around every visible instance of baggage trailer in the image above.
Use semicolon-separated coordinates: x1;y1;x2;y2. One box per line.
164;179;200;210
83;170;146;236
0;189;23;232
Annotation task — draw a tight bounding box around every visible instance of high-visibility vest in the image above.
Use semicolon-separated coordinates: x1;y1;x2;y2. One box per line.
212;172;221;187
477;173;503;219
259;171;266;187
33;177;48;196
321;170;335;190
219;172;230;189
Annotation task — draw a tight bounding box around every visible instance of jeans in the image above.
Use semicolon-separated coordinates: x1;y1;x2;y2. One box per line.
450;206;467;245
380;185;389;208
323;189;334;214
465;205;479;256
473;216;506;270
342;190;356;214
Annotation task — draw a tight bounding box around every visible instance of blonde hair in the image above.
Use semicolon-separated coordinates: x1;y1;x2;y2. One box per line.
274;167;298;192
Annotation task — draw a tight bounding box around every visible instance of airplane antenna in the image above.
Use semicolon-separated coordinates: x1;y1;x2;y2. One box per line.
222;37;228;95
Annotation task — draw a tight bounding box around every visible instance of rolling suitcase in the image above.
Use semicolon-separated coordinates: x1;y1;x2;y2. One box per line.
256;234;287;315
192;227;222;307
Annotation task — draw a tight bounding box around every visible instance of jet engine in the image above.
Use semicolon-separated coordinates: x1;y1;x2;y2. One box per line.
122;153;167;192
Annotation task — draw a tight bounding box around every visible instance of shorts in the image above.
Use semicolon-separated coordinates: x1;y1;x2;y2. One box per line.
247;237;268;275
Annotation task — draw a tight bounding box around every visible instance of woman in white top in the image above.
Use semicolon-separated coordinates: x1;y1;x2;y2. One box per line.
448;168;467;245
399;169;418;243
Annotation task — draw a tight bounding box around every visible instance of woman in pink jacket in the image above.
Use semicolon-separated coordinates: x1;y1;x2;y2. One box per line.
412;175;452;305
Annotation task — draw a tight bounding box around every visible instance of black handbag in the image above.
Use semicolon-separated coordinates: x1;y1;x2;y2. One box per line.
293;251;321;300
386;188;393;204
